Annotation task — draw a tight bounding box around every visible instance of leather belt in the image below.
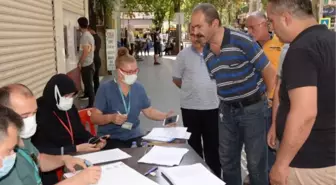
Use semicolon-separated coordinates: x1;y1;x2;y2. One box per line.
226;93;265;108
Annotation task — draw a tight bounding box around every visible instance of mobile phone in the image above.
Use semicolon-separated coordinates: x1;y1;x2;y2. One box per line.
162;115;179;126
88;135;109;144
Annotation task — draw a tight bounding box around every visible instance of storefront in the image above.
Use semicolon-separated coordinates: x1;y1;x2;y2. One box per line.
0;0;88;97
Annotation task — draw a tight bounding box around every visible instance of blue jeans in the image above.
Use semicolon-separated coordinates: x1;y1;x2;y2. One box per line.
218;99;268;185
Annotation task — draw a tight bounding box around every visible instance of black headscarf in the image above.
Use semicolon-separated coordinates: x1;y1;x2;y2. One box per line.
32;74;92;154
41;74;78;111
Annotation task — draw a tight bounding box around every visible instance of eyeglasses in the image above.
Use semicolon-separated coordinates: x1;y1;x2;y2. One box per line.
246;21;267;31
119;68;139;75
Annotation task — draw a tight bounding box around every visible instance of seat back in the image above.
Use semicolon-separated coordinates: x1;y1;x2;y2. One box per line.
78;108;97;136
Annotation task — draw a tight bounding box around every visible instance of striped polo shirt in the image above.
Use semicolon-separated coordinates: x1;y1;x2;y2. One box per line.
203;28;270;103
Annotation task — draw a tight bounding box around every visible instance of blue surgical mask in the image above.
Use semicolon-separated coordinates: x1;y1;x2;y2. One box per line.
0;153;16;178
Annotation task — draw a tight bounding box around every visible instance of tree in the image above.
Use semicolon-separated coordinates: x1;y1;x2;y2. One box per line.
89;0;116;29
123;0;172;29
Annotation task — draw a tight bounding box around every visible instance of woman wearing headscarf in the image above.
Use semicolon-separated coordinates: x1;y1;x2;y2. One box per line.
32;74;108;185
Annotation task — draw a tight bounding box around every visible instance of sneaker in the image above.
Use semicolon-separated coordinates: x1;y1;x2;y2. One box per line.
154;62;160;65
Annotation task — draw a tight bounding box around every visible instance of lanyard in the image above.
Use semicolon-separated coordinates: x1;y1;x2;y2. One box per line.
53;111;74;145
117;83;131;115
17;149;42;185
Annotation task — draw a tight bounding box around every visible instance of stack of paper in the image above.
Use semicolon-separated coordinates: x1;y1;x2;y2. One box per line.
64;162;159;185
138;146;189;166
75;148;131;164
161;163;225;185
142;127;191;142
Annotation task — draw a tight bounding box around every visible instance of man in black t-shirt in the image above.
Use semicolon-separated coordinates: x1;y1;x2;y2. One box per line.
267;0;336;185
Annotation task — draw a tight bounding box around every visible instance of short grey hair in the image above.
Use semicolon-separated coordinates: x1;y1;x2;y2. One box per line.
192;3;221;26
0;105;23;141
0;84;34;107
248;11;267;20
268;0;314;17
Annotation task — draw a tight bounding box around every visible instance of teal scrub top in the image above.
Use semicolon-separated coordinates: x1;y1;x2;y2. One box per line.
0;139;41;185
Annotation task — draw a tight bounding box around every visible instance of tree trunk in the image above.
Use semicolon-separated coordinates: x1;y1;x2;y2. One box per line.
172;0;181;55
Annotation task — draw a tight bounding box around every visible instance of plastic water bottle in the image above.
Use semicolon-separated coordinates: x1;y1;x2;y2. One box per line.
131;141;137;148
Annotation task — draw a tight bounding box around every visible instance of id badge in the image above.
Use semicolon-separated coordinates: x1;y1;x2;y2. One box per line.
121;122;133;130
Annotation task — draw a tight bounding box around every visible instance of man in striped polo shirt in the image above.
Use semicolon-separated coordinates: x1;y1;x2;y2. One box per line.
191;3;276;185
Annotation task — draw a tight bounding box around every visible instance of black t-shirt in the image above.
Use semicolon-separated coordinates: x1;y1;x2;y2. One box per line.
276;25;335;168
92;33;101;59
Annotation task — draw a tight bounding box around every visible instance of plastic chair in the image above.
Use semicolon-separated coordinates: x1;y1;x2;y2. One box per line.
78;108;97;136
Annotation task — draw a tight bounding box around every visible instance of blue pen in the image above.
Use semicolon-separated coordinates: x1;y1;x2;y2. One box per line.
144;166;158;176
84;160;93;167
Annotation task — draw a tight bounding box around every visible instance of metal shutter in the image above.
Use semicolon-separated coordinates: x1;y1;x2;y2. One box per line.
63;0;85;15
0;0;56;97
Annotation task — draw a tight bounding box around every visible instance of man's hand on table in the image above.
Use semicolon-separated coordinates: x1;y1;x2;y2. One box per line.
62;155;87;173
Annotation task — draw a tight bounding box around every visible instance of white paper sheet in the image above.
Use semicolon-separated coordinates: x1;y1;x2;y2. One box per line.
138;146;189;166
142;127;189;142
64;162;159;185
161;163;225;185
75;148;131;164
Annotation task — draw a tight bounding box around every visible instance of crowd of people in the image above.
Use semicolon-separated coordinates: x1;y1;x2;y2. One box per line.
0;0;334;185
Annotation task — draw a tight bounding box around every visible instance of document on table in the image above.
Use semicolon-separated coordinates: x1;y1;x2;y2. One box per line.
142;127;191;142
138;146;189;166
64;162;159;185
75;148;131;164
161;163;225;185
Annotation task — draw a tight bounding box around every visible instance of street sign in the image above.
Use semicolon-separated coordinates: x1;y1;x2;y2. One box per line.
174;13;184;25
319;17;331;28
323;6;336;17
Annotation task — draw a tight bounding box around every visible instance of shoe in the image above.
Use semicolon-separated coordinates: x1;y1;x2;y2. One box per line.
154;62;160;65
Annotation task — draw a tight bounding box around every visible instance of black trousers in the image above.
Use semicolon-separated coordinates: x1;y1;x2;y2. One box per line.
81;64;95;107
181;108;221;177
93;58;101;93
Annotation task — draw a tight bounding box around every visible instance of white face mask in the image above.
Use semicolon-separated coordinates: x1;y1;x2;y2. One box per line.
120;70;137;85
54;85;74;111
21;114;37;139
0;153;16;178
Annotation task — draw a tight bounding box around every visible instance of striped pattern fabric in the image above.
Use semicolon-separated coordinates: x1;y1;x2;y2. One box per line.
203;28;270;102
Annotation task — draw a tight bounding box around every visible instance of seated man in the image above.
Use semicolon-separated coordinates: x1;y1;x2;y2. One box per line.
0;84;101;185
91;47;175;149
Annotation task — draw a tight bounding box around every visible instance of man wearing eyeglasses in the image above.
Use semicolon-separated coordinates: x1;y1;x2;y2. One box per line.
246;11;284;173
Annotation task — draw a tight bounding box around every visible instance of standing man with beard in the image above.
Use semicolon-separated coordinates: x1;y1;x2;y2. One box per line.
190;3;276;185
172;25;221;177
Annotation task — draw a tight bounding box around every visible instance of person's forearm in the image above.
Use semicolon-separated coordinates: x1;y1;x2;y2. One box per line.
79;51;89;64
275;111;316;167
262;65;276;97
91;113;114;125
144;108;167;121
39;153;65;172
272;78;281;125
